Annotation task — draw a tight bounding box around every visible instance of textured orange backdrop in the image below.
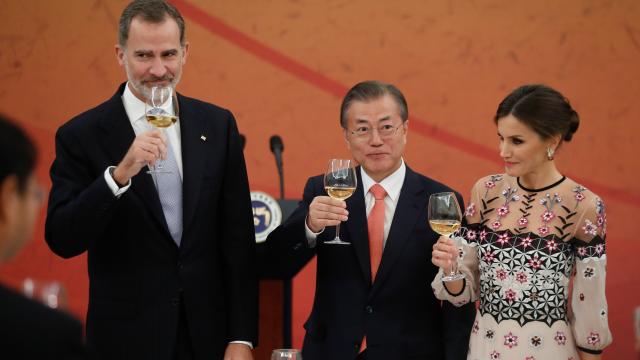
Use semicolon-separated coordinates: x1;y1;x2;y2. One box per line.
1;1;638;358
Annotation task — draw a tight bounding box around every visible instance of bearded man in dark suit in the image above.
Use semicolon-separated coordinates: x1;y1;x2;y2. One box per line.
45;1;257;359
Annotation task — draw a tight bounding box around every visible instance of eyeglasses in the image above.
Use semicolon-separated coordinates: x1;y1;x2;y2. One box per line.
348;123;404;139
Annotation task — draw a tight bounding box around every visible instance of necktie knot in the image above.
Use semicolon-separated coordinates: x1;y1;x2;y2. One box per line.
369;184;386;201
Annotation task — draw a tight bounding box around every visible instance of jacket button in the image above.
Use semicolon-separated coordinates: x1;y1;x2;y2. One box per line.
365;305;373;314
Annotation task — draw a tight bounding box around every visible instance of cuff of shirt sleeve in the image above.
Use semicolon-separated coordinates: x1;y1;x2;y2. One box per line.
304;216;324;248
577;346;602;355
229;341;253;349
104;166;131;197
443;278;467;297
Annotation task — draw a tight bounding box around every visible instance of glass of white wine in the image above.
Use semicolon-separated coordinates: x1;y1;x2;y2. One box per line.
271;349;302;360
323;159;357;245
428;192;464;282
145;86;178;174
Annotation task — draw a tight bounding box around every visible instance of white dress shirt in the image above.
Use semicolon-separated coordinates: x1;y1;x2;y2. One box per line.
305;160;406;249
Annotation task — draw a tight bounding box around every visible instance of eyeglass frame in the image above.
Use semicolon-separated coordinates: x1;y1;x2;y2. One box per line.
346;121;406;139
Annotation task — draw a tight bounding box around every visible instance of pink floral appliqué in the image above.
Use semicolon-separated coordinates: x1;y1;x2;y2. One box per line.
587;332;600;346
504;288;517;303
504;332;518;349
520;236;533;248
490;350;500;359
528;254;542;270
577;247;587;256
582;219;597;236
545;239;558;252
554;331;567;345
518;217;529;226
515;271;528;284
495;268;508;281
491;220;502;230
538;226;549;236
497;232;510;246
541;210;555;222
465;203;476;217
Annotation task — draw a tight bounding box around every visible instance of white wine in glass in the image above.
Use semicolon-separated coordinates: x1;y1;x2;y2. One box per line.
428;192;464;282
323;159;357;245
145;86;178;174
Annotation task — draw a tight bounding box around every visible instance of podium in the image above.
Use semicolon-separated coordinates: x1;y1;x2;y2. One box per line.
254;198;314;358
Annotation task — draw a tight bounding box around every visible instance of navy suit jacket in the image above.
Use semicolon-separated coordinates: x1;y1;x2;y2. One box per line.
267;165;475;360
0;284;88;359
45;83;257;360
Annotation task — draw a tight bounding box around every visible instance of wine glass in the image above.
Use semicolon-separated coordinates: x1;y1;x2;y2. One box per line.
271;349;302;360
23;278;67;309
145;86;178;174
428;192;464;282
323;159;357;245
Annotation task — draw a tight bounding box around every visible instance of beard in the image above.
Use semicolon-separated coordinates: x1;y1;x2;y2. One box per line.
123;59;181;101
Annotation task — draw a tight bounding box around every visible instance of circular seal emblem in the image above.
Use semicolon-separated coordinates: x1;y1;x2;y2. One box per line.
251;191;282;243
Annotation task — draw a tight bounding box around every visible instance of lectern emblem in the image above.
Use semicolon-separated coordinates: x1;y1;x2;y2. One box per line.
250;191;282;243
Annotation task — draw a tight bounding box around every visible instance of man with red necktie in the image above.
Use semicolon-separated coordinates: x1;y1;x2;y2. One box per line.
267;81;475;360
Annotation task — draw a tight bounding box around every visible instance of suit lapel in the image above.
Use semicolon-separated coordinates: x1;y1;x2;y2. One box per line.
178;94;207;241
370;166;424;297
345;168;372;286
98;84;172;243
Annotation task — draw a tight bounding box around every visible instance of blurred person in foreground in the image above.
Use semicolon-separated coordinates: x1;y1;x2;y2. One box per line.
267;80;475;360
432;84;612;359
0;114;88;359
44;1;257;359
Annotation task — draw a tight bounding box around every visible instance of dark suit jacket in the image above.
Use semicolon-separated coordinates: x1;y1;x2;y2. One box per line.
45;83;257;360
0;284;88;359
267;166;475;360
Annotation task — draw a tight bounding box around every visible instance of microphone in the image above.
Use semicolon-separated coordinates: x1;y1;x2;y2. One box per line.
239;133;246;151
269;135;284;199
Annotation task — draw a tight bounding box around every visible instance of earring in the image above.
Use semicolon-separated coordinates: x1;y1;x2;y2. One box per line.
547;147;555;160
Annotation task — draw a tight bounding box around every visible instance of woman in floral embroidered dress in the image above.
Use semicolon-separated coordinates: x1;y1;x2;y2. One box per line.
431;84;612;360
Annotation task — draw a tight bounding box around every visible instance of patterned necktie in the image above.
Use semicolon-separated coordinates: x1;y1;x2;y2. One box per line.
153;137;183;246
368;183;386;282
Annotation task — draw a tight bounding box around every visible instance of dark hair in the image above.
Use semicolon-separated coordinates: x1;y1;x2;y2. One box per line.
0;114;37;194
340;80;408;128
495;84;580;142
118;0;186;47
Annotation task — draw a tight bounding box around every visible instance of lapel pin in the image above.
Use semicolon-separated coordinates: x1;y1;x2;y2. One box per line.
200;135;207;141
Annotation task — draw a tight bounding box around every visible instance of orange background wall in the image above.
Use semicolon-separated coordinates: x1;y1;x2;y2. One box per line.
1;1;638;358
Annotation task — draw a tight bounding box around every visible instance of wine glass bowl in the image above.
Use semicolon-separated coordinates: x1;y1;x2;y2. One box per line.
428;192;464;282
323;159;357;245
145;86;178;174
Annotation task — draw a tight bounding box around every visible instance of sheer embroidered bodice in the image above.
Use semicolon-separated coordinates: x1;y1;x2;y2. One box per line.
432;174;612;359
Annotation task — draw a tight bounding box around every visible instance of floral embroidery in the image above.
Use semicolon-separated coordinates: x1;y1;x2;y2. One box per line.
472;321;479;334
528;254;542;270
587;332;600;345
497;232;510;245
504;288;517;303
520;236;533;248
465;203;476;217
485;181;496;189
515;271;528;284
582;219;597;236
573;185;587;208
554;331;567;345
489;350;500;359
495;268;508;281
497;205;510;217
538;226;549;236
595;244;604;255
485;329;495;340
518;217;529;226
541;210;555;222
529;335;542;348
467;230;477;241
504;332;518;349
484;250;496;263
579;293;585;301
583;267;595;279
545;239;558;252
577;247;587;256
480;229;488;242
484;175;503;197
491;220;502;230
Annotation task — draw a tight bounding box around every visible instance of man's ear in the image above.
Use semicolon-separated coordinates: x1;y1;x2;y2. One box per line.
0;175;18;222
115;44;126;66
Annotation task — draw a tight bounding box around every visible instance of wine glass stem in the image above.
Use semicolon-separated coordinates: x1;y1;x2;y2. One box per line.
335;222;341;240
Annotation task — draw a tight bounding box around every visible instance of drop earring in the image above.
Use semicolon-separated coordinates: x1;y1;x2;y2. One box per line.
547;147;555;160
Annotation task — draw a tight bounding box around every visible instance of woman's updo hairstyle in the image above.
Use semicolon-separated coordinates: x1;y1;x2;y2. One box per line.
494;84;579;142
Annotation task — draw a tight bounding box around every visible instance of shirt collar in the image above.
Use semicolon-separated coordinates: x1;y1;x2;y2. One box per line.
360;159;406;202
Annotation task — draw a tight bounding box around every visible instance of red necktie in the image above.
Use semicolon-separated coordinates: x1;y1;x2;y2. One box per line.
368;184;386;282
361;184;387;353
